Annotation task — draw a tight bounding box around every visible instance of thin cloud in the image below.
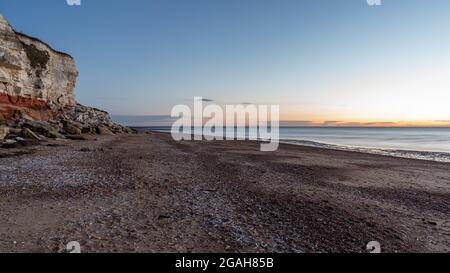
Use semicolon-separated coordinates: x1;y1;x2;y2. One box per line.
280;120;408;127
195;98;215;102
280;120;316;126
112;115;177;127
323;121;344;126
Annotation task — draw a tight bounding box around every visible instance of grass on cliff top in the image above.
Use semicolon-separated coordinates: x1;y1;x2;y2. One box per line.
22;43;50;69
15;31;74;59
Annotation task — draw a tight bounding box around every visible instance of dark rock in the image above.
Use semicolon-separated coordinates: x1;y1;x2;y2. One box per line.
47;143;64;147
158;215;171;220
16;138;40;147
21;128;41;140
62;120;83;135
66;135;89;141
20;119;65;139
96;126;114;135
1;139;21;149
9;127;22;135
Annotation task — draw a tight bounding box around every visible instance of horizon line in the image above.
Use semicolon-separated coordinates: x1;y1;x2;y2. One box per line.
111;115;450;128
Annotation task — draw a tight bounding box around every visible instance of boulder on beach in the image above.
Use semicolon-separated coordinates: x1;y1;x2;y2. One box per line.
0;126;9;140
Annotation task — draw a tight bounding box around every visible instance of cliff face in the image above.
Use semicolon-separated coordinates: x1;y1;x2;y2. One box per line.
0;15;133;142
0;14;77;121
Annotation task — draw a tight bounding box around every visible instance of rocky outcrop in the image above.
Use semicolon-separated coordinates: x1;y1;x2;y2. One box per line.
57;103;135;135
0;14;133;147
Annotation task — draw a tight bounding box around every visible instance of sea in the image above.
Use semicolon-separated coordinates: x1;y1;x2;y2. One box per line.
142;126;450;163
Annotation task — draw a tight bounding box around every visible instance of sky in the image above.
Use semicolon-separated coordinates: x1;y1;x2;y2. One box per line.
1;0;450;126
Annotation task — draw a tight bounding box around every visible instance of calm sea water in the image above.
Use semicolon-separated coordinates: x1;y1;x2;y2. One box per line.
144;127;450;162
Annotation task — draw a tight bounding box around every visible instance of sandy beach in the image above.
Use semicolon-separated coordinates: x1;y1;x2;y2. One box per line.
0;132;448;253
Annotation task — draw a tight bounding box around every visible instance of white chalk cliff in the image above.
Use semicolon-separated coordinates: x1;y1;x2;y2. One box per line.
0;14;77;110
0;14;132;139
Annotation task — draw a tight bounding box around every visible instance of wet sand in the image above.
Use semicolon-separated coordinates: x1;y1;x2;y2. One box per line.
0;132;448;253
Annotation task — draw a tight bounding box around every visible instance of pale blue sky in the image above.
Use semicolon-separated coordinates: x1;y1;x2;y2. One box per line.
1;0;450;124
